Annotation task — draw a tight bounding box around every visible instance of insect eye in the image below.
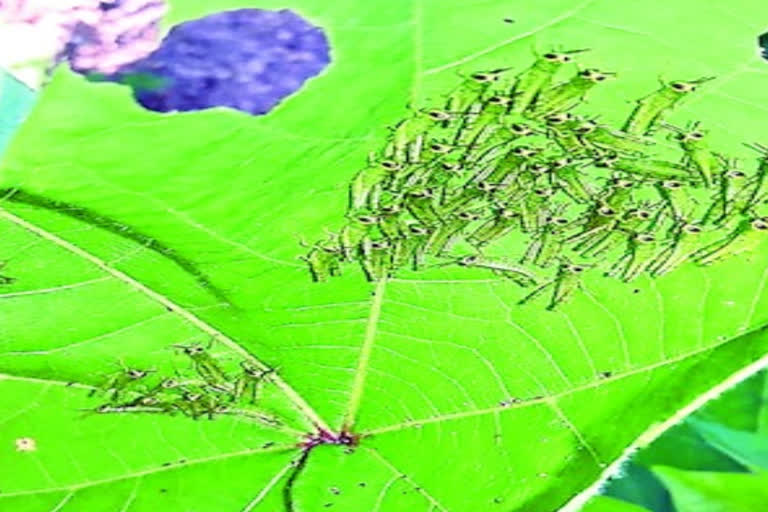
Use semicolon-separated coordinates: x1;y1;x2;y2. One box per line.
427;109;450;120
598;206;616;216
559;55;572;63
543;52;559;61
663;180;682;189
472;73;495;83
371;241;389;250
534;189;551;197
545;113;571;125
554;217;569;225
162;378;178;388
358;215;379;224
510;123;531;133
636;210;651;220
128;370;146;379
727;170;746;179
380;205;400;214
684;224;702;234
489;96;510;105
689;131;704;139
409;225;428;235
459;255;478;266
442;162;461;171
671;82;694;92
593;74;607;81
752;220;768;230
430;143;451;153
570;265;586;273
637;234;656;243
381;160;400;170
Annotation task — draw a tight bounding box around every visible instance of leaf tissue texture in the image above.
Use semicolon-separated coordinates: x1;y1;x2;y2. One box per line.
2;1;768;511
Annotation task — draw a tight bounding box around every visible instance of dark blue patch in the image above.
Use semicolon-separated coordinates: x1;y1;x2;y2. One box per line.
84;9;332;115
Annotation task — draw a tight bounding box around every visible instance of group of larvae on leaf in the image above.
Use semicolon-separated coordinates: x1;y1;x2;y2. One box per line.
300;49;768;310
87;340;279;425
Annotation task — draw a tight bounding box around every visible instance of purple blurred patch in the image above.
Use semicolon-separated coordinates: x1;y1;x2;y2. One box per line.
110;8;332;115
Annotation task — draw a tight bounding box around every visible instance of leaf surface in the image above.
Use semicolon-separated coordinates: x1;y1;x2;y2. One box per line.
653;467;768;512
3;1;768;511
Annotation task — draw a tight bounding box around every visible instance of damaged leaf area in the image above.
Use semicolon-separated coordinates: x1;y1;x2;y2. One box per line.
2;1;768;511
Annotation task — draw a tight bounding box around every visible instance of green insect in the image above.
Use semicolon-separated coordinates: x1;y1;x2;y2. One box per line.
479;145;540;185
299;236;343;282
566;203;622;246
577;207;654;258
595;153;695;181
597;176;636;210
359;238;394;281
376;203;405;239
442;180;499;212
518;260;591;310
609;232;662;282
0;261;14;285
446;68;512;114
520;188;556;233
510;50;588;114
573;119;650;155
456;95;514;147
532;68;615;117
544;112;588;155
90;364;154;402
455;254;538;287
425;209;485;255
702;167;751;225
622;76;715;136
655;179;696;219
650;222;705;276
348;156;402;212
521;211;573;267
233;362;277;404
339;212;380;260
663;122;723;187
391;109;454;164
474;122;542;154
174;342;232;390
468;205;520;247
694;217;768;265
392;221;432;271
405;187;442;224
549;157;592;203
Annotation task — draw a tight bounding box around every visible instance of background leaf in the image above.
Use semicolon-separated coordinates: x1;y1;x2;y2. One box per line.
3;1;768;511
653;467;768;512
584;496;653;512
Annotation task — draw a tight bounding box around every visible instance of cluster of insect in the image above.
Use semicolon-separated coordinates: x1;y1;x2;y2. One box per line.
88;341;279;424
301;49;768;310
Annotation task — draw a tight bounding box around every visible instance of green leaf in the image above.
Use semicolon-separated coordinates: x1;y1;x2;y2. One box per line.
602;462;674;512
653;466;768;512
694;370;768;432
687;417;768;472
3;1;768;511
582;496;652;512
